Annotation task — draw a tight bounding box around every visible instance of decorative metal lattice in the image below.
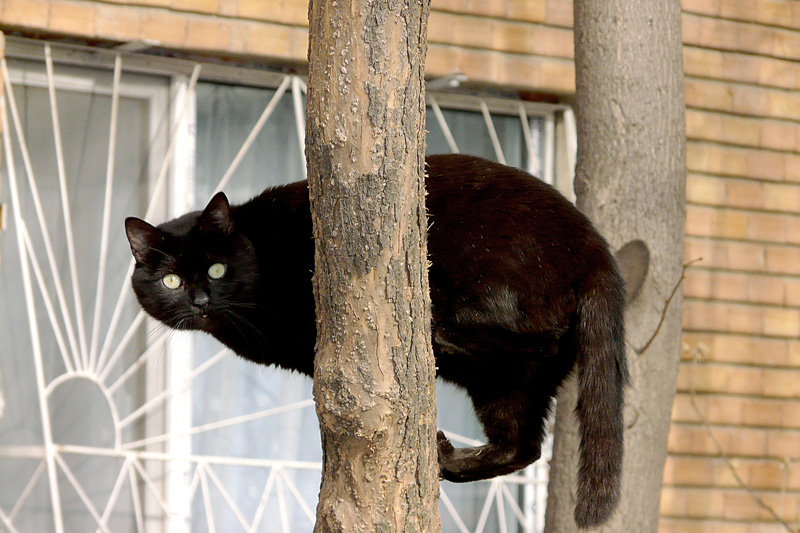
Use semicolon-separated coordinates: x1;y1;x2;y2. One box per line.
0;41;572;533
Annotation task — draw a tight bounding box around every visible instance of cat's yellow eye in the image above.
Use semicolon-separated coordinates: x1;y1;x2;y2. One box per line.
208;263;226;280
162;273;182;290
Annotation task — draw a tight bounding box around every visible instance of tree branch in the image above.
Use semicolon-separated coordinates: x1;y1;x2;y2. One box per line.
634;257;701;356
687;347;797;532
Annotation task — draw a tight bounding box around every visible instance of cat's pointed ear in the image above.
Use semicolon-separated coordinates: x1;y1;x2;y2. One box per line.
200;192;233;234
125;217;163;263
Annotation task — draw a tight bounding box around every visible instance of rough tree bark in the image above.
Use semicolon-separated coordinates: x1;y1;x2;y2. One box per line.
545;0;686;531
305;1;439;531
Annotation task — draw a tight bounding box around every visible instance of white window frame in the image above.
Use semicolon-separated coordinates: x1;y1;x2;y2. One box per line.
0;36;577;533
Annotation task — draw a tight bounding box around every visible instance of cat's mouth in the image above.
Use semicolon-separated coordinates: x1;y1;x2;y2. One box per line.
174;310;217;330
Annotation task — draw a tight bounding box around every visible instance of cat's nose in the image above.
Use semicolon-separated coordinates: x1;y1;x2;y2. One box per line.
192;291;210;313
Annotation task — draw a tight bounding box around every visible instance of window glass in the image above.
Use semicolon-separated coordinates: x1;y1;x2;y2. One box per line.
192;81;545;532
0;62;158;533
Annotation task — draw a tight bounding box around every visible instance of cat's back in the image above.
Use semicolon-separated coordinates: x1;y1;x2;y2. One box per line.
424;153;609;266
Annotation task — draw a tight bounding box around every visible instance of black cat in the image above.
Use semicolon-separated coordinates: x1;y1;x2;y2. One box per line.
125;154;628;527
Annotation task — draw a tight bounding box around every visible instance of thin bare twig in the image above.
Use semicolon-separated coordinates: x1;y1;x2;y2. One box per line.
687;348;797;532
634;257;702;355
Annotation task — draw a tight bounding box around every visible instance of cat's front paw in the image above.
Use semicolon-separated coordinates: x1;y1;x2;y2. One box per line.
437;430;456;480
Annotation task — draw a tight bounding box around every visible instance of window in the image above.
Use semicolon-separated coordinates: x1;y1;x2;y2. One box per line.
0;39;576;533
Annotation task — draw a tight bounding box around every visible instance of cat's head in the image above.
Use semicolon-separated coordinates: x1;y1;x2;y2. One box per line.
125;192;258;333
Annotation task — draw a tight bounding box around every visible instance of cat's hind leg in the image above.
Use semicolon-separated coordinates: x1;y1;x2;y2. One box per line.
437;390;550;482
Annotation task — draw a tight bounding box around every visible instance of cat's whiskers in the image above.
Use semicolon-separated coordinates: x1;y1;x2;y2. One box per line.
222;308;271;351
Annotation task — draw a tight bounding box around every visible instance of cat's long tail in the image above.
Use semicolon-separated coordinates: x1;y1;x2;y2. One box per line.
573;264;628;528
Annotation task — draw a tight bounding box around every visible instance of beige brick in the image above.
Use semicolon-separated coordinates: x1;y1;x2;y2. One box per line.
280;0;308;26
686;205;717;237
660;518;751;533
679;361;766;395
687;174;726;205
786;154;800;182
709;271;748;301
535;57;575;93
756;54;800;90
729;304;764;334
699;333;752;363
755;0;796;29
238;0;307;25
228;22;247;53
704;334;793;367
481;0;508;17
185;17;231;51
782;401;800;428
662;487;726;519
217;0;238;16
762;368;800;398
762;182;800;213
687;142;748;178
770;91;800;122
765;429;800;457
746;275;785;306
141;10;188;45
760;120;799;152
727;241;767;271
663;456;716;487
683;299;729;331
718;210;749;240
544;0;572;27
506;0;546;23
765;245;800;276
137;0;172;7
746;149;786;181
742;397;784;427
684;237;725;268
429;12;494;50
720;0;758;21
686;15;769;55
172;0;219;15
747;211;786;243
666;454;800;492
3;0;50;27
719;114;760;146
723;491;797;522
721;53;762;85
685;110;722;142
528;25;573;58
672;394;746;425
667;423;767;457
681;0;718;16
237;0;268;20
685;79;734;113
245;22;291;57
684;269;713;299
49;1;97;35
431;0;468;13
96;4;142;41
732;85;772;118
785;278;800;307
772;28;800;59
744;461;794;490
725;180;762;210
683;47;724;80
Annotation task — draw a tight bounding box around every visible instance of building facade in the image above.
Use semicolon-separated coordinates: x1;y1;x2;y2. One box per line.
0;0;797;531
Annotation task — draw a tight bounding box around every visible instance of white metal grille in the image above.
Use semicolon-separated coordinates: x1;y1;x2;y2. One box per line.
0;39;575;533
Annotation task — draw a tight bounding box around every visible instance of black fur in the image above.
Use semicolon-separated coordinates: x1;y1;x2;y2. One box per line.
125;154;627;527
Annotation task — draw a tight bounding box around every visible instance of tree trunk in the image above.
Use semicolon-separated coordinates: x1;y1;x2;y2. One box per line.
545;0;686;531
305;1;439;531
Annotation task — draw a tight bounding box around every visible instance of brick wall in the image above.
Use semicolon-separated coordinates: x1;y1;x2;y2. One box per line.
0;0;577;93
664;1;800;531
0;0;799;531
